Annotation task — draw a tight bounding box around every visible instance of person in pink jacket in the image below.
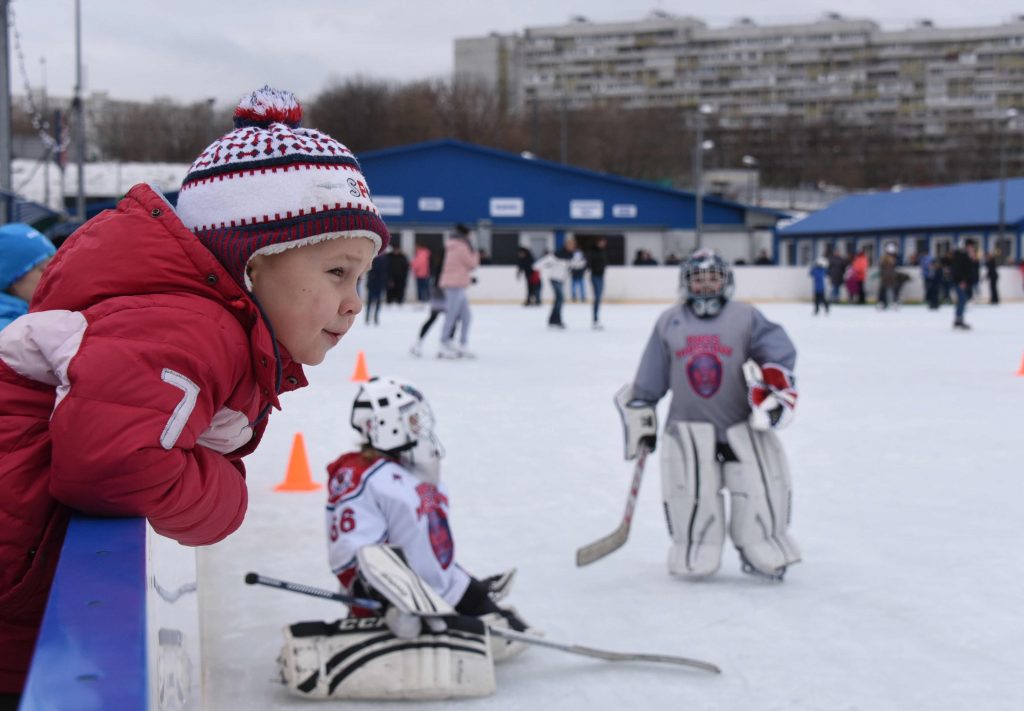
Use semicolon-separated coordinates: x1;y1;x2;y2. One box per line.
0;86;389;700
437;224;480;358
411;244;432;303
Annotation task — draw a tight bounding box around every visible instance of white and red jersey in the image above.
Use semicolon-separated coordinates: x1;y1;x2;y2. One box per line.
325;451;470;607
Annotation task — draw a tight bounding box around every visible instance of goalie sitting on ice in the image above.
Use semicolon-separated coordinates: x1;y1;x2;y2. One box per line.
618;248;801;581
280;376;529;700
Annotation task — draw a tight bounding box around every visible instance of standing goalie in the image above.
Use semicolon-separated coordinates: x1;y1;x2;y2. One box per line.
618;248;801;580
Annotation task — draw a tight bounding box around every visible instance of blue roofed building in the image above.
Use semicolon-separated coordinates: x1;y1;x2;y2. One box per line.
776;178;1024;265
357;140;785;265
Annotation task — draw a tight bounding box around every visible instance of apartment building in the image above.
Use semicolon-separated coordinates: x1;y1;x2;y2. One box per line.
455;13;1024;136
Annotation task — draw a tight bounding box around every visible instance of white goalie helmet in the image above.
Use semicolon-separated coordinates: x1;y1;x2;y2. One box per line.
350;377;444;480
679;248;735;318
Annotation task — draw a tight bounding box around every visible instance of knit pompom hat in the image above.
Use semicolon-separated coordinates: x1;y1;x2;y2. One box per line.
176;86;390;289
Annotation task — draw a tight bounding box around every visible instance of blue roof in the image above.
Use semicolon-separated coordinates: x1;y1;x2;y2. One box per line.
357;140;784;229
780;178;1024;236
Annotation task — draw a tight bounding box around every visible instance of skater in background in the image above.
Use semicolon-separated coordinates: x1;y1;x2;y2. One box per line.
0;86;388;703
877;243;899;309
951;239;977;329
327;377;529;646
826;245;847;303
0;223;56;332
587;237;609;329
850;249;868;304
809;256;829;315
515;246;541;306
569;244;587;302
410;249;448;357
364;249;389;325
386;244;410;306
533;238;574;328
615;248;801;581
438;224;479;358
411;244;432;304
985;249;1000;304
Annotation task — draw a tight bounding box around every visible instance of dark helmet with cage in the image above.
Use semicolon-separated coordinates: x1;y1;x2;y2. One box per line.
678;248;734;318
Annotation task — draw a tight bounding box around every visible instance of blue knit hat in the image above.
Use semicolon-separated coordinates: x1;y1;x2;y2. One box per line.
0;223;56;291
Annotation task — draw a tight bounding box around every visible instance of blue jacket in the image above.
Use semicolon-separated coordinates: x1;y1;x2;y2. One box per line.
0;292;29;332
809;264;827;293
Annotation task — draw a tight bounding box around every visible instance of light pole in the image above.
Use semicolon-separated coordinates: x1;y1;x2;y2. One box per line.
74;0;85;221
0;0;12;222
693;103;715;250
997;108;1018;253
742;154;759;205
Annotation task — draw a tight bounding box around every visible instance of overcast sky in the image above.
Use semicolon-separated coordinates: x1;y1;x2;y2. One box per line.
9;0;1024;105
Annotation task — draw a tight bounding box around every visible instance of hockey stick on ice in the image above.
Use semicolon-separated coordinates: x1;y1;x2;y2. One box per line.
245;572;719;674
575;444;649;567
488;626;720;674
244;572;383;612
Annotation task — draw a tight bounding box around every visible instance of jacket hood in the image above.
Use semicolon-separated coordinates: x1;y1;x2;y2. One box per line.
33;184;238;313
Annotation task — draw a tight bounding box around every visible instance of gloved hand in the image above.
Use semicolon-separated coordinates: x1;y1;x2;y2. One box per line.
747;364;797;430
614;384;657;459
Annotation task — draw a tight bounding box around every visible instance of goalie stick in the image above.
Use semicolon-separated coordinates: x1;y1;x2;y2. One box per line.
244;571;720;674
575;444;649;567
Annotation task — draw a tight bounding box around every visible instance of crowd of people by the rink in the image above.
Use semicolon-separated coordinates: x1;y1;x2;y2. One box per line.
805;239;1011;328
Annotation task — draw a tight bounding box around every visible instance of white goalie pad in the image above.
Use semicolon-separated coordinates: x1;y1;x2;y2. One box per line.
660;421;725;577
279;616;495;700
724;422;801;576
357;544;453;618
615;383;658;460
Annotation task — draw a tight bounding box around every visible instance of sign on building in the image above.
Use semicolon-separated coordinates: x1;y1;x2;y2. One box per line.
570;199;604;219
612;203;638;218
374;196;404;216
490;197;524;218
418;197;444;212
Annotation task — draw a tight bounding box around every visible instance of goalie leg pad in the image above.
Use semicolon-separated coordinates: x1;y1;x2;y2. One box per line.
660;421;725;577
279;616;495;700
724;423;801;577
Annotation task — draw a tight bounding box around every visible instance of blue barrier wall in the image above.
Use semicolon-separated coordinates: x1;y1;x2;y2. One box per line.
21;517;148;711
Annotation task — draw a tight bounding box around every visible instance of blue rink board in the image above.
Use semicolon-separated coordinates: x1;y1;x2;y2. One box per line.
21;517;147;711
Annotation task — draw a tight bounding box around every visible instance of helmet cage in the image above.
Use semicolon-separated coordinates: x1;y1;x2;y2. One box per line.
679;249;734;317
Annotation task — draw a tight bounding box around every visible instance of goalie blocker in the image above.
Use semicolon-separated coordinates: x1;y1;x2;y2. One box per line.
660;420;800;579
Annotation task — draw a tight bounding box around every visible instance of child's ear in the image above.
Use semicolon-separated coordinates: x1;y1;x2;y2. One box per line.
246;255;263;286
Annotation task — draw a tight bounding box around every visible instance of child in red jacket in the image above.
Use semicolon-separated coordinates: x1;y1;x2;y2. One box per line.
0;86;389;697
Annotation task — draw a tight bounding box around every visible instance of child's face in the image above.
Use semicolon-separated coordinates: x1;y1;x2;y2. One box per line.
248;237;376;366
9;258;52;302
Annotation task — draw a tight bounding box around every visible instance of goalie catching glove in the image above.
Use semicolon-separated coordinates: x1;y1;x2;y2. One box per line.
614;383;658;460
745;363;797;431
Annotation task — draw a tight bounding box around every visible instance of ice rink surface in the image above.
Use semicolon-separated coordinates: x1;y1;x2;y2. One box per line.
200;298;1024;710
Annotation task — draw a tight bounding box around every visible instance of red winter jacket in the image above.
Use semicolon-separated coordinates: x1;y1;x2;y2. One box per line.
0;184;307;692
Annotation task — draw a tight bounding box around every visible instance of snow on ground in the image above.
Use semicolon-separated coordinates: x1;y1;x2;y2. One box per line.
199;299;1024;710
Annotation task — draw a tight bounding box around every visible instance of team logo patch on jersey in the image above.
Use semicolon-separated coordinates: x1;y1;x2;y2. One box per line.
415;483;454;569
327;468;357;504
686;353;723;398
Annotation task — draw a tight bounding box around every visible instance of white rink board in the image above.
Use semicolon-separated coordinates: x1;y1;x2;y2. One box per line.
200;301;1024;711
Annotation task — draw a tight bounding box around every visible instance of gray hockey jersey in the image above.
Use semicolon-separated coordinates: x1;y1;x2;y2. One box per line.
632;301;796;442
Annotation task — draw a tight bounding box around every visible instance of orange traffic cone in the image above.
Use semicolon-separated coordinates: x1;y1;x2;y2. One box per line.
274;433;321;492
350;350;370;382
